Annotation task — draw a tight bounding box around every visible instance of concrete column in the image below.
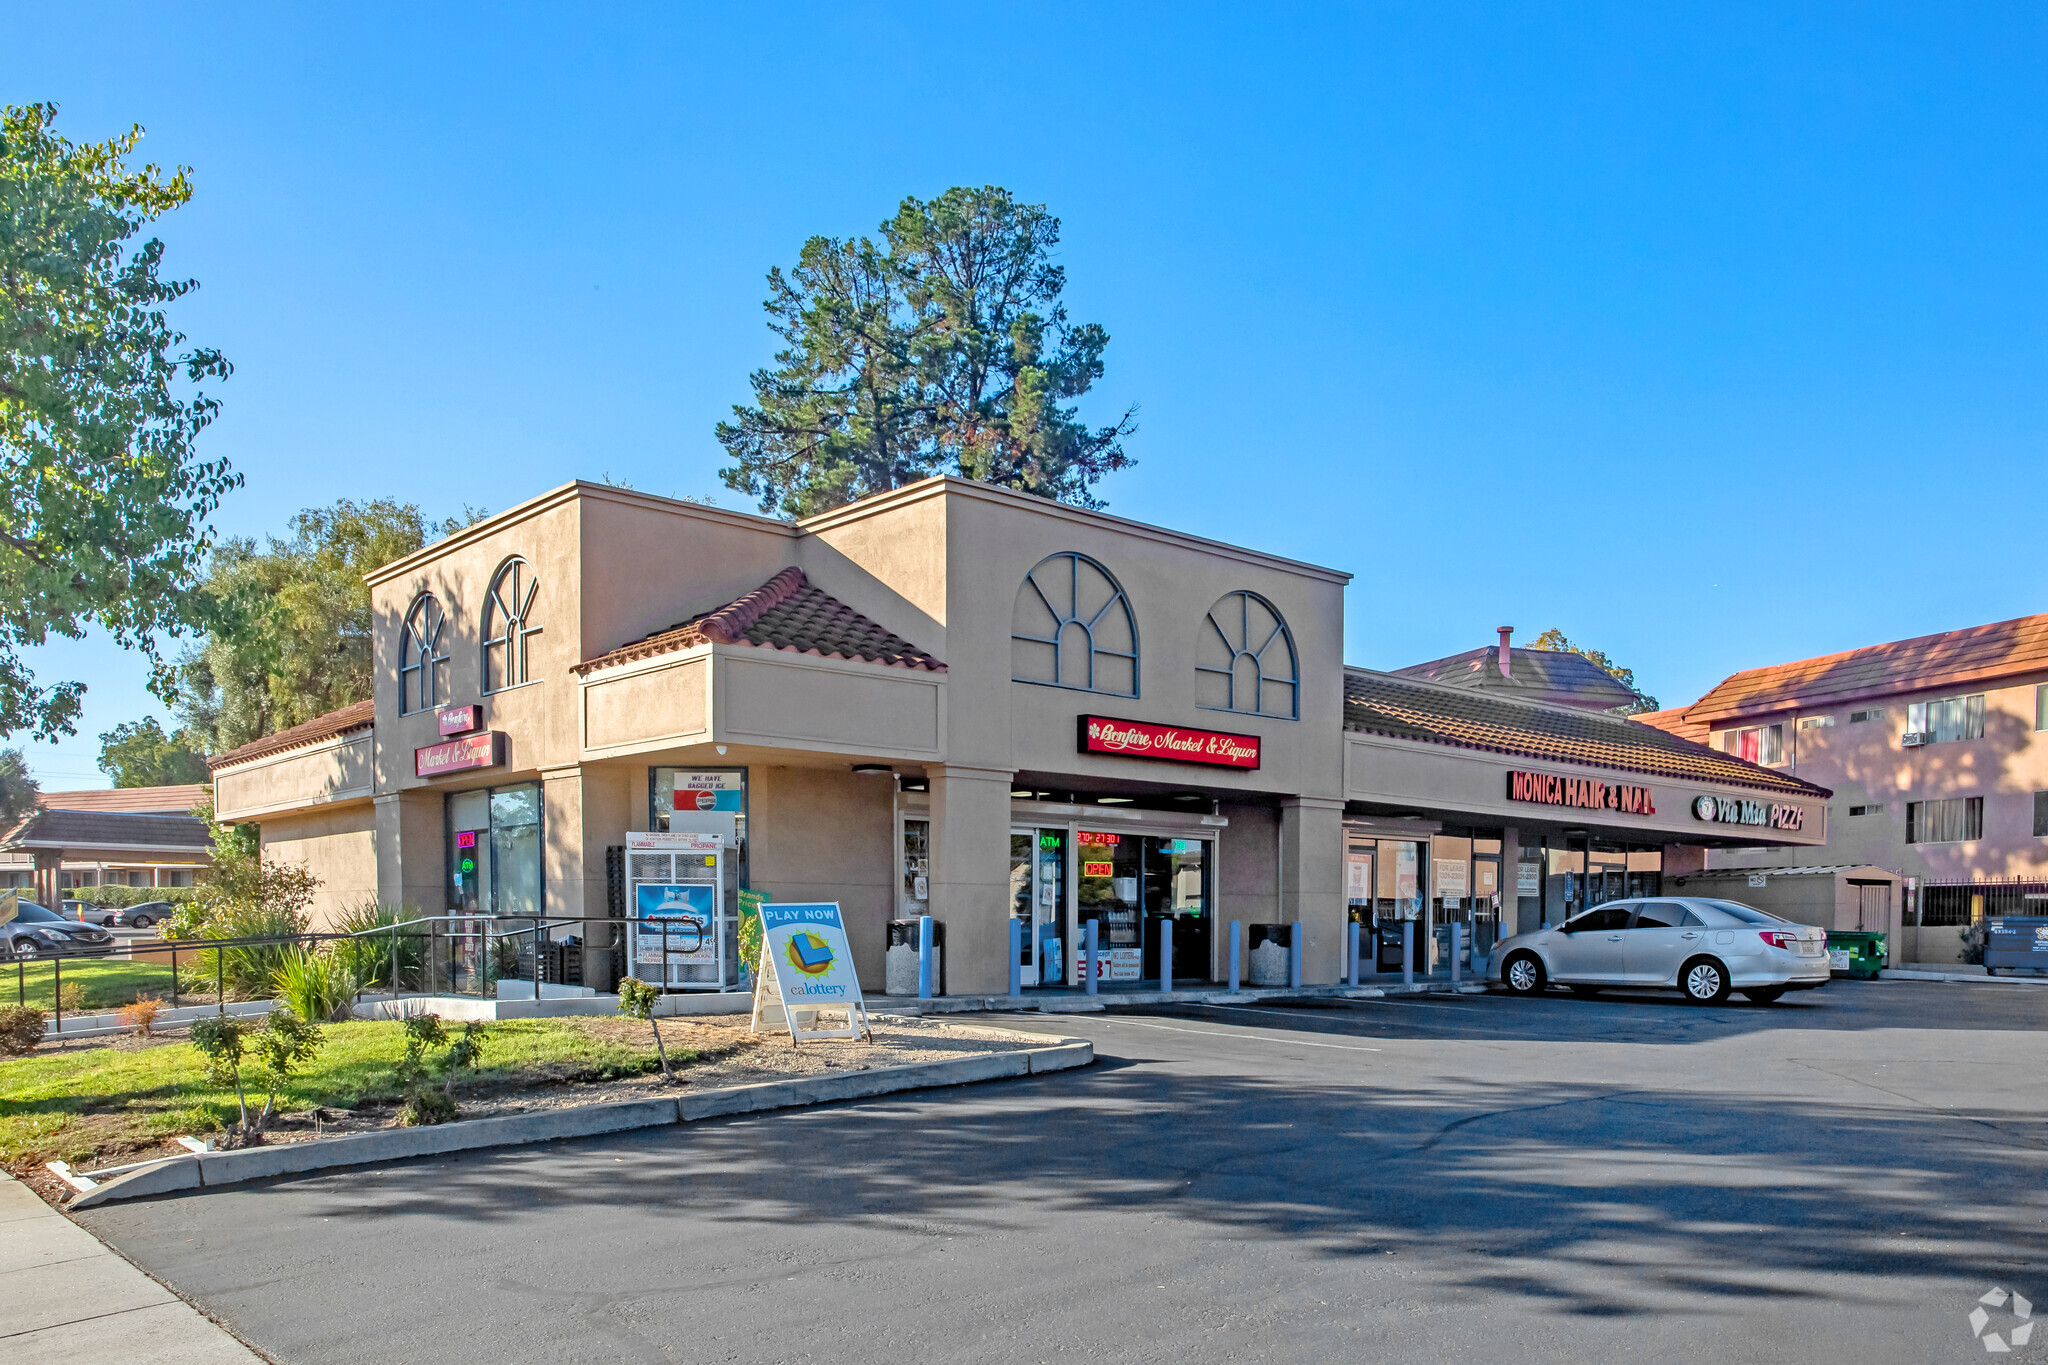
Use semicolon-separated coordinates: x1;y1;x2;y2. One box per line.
374;790;446;914
32;850;60;907
1280;796;1347;984
925;764;1015;994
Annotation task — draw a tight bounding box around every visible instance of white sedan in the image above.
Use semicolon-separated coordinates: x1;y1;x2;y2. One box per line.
1486;898;1831;1004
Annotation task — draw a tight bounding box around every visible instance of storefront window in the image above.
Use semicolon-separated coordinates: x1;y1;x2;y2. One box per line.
652;767;748;887
1626;848;1663;899
1078;829;1143;981
1143;836;1210;981
491;785;543;920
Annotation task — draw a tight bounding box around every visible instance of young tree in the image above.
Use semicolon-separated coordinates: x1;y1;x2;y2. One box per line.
0;746;38;825
617;976;678;1083
97;715;209;786
174;499;481;751
0;103;239;740
1529;629;1661;713
191;1005;324;1147
718;186;1136;518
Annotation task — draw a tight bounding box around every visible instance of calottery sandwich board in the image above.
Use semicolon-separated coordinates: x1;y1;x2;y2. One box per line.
750;902;871;1045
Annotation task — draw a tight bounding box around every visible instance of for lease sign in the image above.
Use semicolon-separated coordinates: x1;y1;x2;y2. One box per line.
1078;715;1261;770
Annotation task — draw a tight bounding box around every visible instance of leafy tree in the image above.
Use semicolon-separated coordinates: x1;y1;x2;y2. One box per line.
97;715;208;786
718;186;1136;518
175;499;480;751
0;746;38;826
617;976;678;1083
0;103;238;740
1529;629;1660;713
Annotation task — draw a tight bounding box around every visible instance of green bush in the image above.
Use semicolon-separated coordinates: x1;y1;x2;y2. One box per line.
0;1005;44;1055
274;947;361;1022
329;900;427;990
65;885;201;909
168;864;318;1000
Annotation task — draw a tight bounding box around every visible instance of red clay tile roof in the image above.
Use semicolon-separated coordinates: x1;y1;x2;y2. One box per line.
208;700;376;770
575;567;945;675
1680;613;2048;724
1628;707;1709;744
1345;669;1826;797
36;784;212;814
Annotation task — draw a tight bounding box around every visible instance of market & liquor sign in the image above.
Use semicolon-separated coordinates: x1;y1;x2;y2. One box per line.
1507;769;1657;816
415;731;505;778
1078;715;1261;770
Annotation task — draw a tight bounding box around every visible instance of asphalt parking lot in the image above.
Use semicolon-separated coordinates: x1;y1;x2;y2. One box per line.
74;980;2048;1363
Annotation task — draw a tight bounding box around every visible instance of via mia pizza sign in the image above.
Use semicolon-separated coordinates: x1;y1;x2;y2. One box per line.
1078;715;1261;770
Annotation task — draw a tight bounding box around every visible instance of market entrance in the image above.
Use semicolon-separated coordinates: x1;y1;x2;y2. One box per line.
1009;828;1068;988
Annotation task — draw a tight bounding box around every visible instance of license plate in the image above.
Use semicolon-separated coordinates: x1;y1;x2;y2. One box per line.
1797;940;1822;955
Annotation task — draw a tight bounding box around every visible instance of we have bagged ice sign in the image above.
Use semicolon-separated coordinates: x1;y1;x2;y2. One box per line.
752;902;871;1043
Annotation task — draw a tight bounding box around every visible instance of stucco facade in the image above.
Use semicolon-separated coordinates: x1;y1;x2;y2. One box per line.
214;476;1820;994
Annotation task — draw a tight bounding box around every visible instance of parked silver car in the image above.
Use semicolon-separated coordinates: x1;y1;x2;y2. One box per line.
1486;898;1831;1004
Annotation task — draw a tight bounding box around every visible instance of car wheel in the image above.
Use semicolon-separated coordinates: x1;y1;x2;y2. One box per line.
131;915;153;929
1741;987;1785;1004
1569;985;1603;997
10;938;37;960
1682;957;1731;1004
1503;952;1546;996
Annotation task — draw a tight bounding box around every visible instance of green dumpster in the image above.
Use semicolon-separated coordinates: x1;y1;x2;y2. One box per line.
1825;930;1886;980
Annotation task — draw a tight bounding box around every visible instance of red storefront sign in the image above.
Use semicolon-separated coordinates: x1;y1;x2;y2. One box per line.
437;704;482;736
1078;715;1261;770
1507;769;1657;816
416;732;504;778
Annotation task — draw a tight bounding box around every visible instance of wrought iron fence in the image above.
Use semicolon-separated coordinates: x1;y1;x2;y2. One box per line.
1918;878;2048;927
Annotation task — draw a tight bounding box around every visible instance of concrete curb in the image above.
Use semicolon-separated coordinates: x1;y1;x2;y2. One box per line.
67;1032;1091;1209
1879;969;2048;985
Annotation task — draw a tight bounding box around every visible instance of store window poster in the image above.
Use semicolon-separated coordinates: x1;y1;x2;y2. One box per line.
669;771;744;814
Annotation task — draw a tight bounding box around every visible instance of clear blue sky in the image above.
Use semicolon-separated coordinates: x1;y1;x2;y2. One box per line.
7;4;2045;787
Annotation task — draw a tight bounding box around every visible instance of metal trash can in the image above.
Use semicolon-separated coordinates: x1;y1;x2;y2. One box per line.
1825;930;1886;980
1247;924;1291;987
1985;917;2048;975
886;918;944;996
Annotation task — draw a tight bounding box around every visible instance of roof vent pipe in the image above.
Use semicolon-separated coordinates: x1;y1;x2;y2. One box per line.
1497;626;1513;679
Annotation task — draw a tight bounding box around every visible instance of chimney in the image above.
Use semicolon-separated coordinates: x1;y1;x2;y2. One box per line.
1497;626;1513;679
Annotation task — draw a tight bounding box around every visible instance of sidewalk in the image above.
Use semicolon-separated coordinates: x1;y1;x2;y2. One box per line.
872;978;1490;1015
0;1173;261;1363
1883;963;2048;985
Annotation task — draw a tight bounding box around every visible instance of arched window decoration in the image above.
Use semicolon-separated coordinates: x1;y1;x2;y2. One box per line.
1011;553;1139;696
400;593;448;713
1196;591;1299;719
482;558;542;692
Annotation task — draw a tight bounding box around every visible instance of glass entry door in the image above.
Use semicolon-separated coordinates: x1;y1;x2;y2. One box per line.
1010;829;1068;988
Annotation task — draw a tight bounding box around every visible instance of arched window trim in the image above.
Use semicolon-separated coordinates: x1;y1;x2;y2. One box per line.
1196;590;1299;720
1011;552;1141;697
482;557;543;693
400;592;449;714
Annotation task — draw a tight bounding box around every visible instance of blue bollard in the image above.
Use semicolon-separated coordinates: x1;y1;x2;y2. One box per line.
1451;921;1463;985
1228;919;1241;993
1085;919;1099;996
1289;926;1302;989
1346;922;1359;988
1402;920;1414;988
1009;918;1023;997
1160;919;1173;993
918;914;934;1000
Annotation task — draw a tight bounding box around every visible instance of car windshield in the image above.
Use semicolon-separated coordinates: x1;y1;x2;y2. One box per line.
8;903;67;923
1703;900;1791;925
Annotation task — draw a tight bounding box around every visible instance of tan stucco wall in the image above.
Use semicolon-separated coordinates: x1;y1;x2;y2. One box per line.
748;766;897;990
1705;672;2048;882
258;804;377;929
214;735;371;821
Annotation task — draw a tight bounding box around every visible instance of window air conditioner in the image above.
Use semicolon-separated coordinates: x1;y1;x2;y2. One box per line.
1900;732;1927;747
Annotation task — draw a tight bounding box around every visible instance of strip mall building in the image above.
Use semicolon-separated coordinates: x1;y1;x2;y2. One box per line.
210;477;1828;994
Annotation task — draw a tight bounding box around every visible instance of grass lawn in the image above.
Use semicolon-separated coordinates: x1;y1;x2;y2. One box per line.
0;1016;677;1170
1;958;197;1015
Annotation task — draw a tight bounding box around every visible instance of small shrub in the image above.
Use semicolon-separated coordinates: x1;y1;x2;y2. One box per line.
0;1005;44;1055
617;976;676;1082
1960;921;1989;966
118;997;165;1038
329;900;426;990
170;866;319;1000
57;981;85;1014
274;947;360;1022
392;1013;488;1125
191;1006;325;1147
